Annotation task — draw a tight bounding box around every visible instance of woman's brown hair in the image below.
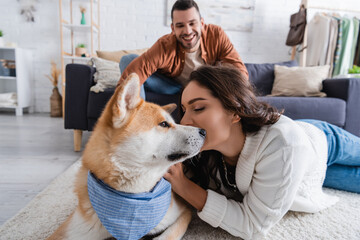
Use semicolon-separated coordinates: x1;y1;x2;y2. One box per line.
181;65;282;191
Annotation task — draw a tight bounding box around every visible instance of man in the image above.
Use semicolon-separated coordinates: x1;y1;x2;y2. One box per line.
119;0;248;98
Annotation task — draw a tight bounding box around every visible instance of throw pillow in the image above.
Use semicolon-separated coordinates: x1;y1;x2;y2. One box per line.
96;48;148;63
88;57;121;93
270;65;330;97
245;60;298;96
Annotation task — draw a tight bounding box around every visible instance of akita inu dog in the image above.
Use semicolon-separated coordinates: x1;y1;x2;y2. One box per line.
48;73;205;240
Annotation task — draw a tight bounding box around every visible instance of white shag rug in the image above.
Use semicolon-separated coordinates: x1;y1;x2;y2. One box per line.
1;159;360;240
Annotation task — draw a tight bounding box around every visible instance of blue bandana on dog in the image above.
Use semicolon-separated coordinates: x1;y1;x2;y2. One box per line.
87;171;171;240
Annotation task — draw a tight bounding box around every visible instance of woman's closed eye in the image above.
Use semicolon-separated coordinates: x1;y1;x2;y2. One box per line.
181;104;205;114
194;107;205;112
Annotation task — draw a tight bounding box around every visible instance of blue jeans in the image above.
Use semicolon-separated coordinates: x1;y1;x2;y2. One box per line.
298;119;360;193
119;54;182;100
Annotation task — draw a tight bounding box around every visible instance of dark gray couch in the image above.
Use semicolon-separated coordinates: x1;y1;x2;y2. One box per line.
64;61;360;151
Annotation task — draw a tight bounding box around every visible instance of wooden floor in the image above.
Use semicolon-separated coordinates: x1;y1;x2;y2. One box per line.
0;112;90;225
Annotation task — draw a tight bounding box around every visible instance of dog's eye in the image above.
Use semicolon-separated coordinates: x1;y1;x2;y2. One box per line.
159;121;170;128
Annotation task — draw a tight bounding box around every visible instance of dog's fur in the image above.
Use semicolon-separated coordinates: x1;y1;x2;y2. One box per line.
48;73;205;240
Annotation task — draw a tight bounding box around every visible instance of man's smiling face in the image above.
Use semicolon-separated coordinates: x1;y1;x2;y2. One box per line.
171;7;204;53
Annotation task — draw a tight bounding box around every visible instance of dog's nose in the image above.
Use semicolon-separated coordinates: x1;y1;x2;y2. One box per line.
199;129;206;138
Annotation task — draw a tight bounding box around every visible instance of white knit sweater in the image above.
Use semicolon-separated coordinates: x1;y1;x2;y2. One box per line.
197;115;339;239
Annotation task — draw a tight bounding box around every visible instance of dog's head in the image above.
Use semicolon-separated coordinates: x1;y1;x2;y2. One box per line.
83;73;205;192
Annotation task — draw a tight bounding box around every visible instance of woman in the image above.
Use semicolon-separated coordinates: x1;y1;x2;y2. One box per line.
164;65;360;239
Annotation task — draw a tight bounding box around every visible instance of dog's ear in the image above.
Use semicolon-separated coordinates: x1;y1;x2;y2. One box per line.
162;103;177;114
113;73;141;127
122;73;141;110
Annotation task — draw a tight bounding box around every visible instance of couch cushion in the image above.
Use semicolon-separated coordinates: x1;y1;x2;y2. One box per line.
271;65;329;97
88;57;121;93
258;96;346;127
245;60;298;96
96;48;148;63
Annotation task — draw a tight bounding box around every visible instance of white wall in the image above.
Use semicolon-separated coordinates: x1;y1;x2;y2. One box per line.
99;0;299;62
0;0;359;112
0;0;61;112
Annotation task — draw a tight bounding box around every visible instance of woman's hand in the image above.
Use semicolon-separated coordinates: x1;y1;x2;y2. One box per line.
164;163;186;194
164;162;208;211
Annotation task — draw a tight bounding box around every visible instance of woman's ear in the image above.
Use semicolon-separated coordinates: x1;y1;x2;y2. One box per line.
232;114;241;124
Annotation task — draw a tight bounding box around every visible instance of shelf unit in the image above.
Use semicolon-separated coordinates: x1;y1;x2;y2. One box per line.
58;0;100;110
0;47;33;116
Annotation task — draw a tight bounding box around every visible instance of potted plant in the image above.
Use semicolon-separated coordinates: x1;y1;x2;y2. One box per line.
0;30;4;47
45;61;62;117
348;65;360;78
75;43;87;57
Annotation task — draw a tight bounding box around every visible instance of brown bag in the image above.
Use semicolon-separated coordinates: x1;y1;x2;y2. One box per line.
286;5;307;46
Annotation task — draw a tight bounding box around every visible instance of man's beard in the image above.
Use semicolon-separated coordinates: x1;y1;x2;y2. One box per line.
178;32;200;50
